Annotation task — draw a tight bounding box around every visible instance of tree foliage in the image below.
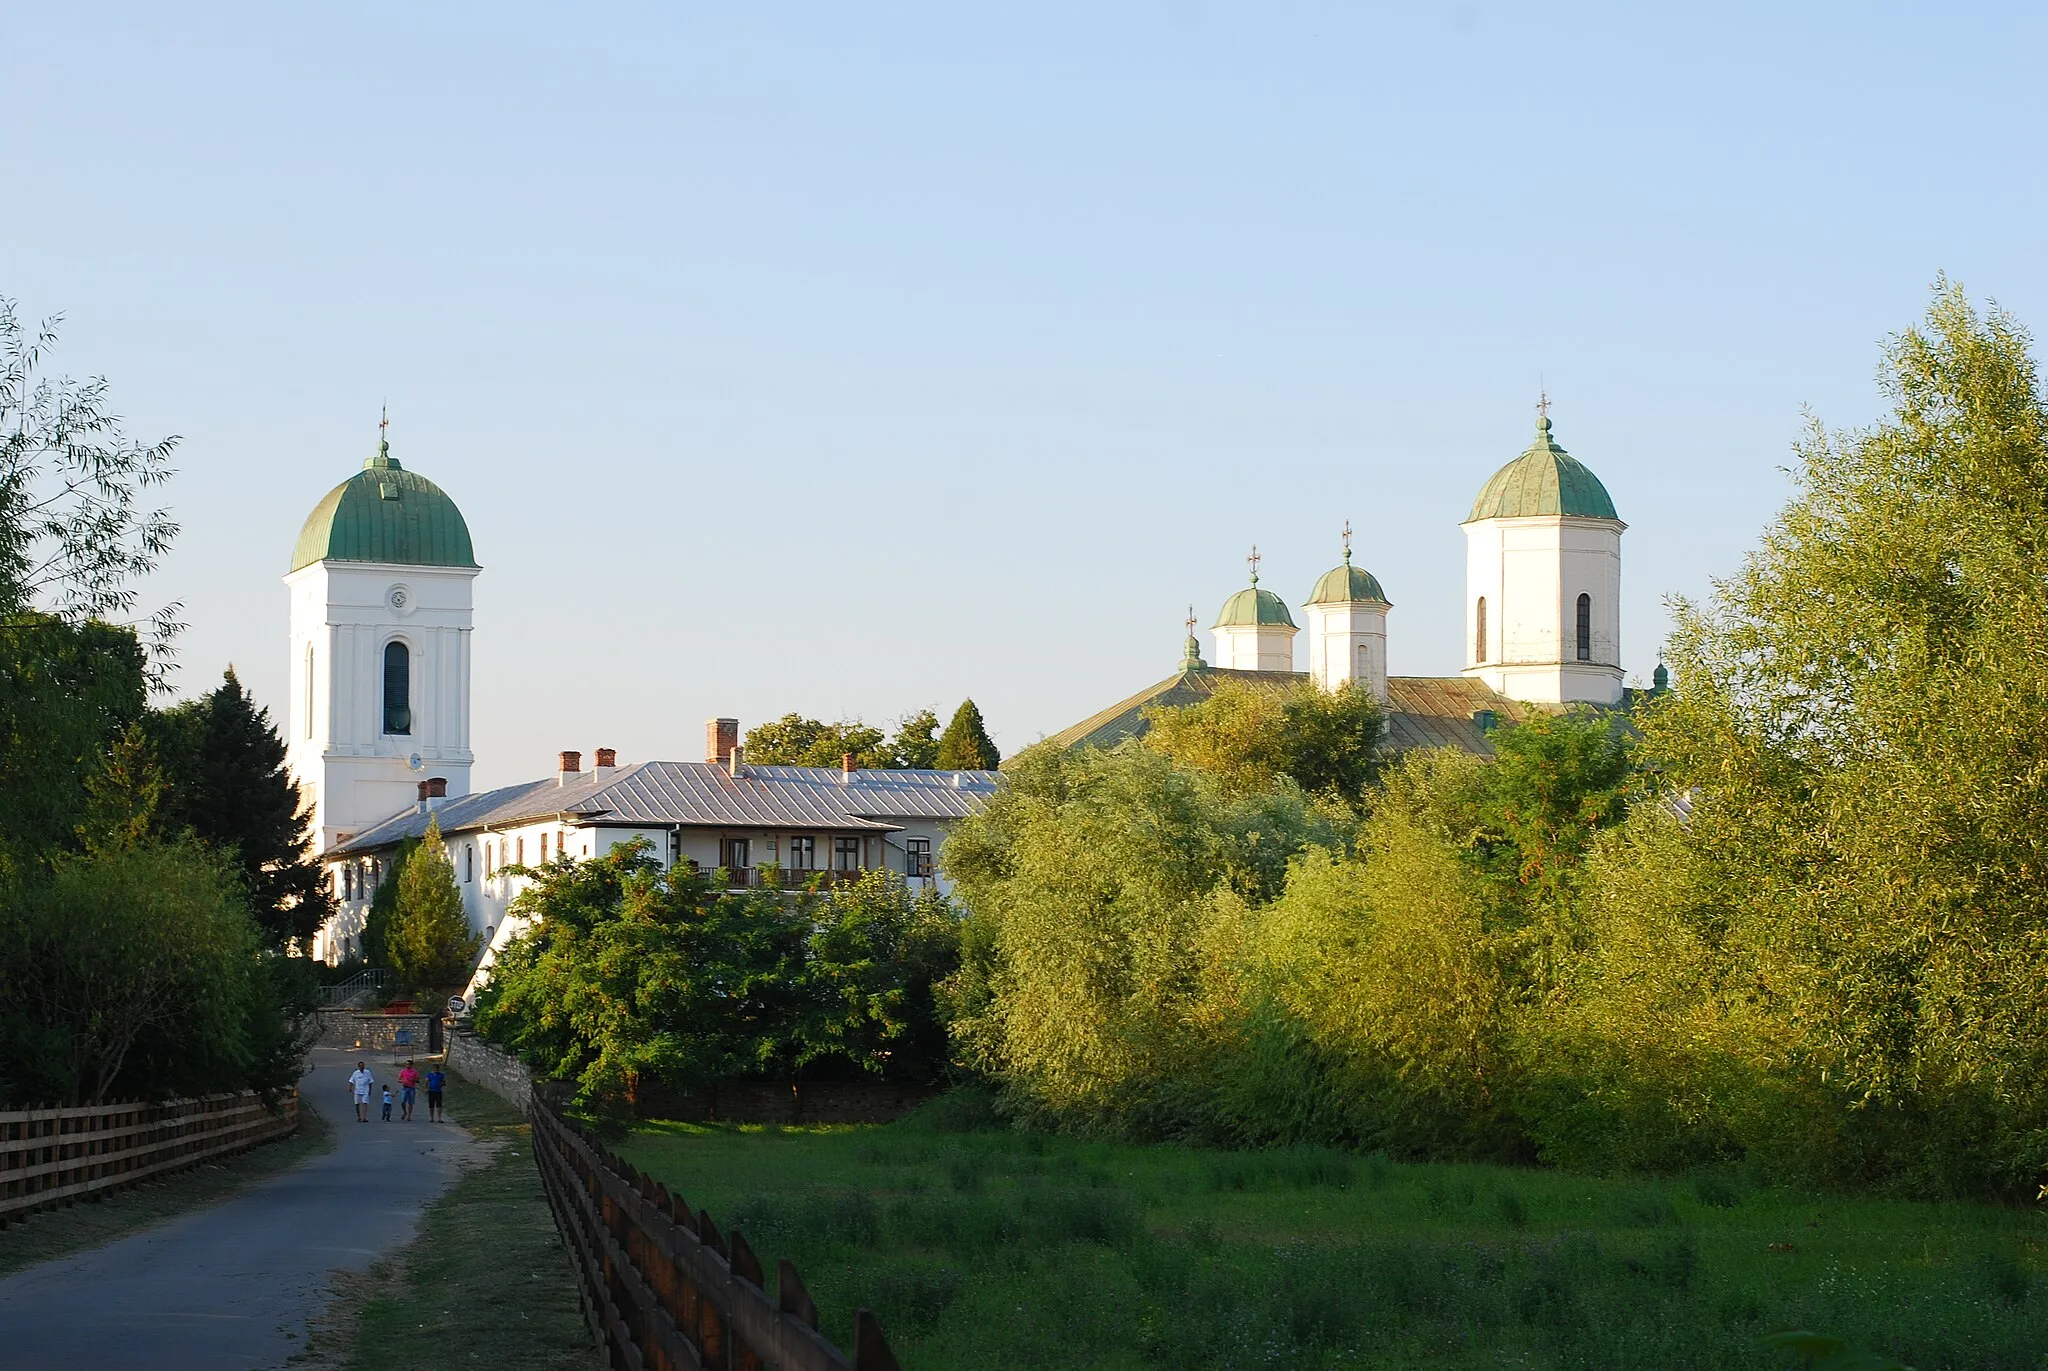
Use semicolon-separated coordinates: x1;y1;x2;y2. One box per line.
1144;677;1383;801
475;844;957;1105
742;706;960;770
936;698;1000;770
386;818;479;992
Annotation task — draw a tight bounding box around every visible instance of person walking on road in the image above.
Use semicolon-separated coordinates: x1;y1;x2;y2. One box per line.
348;1061;375;1123
425;1066;446;1122
398;1060;420;1121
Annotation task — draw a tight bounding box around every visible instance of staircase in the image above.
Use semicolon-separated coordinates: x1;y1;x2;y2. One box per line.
319;968;391;1009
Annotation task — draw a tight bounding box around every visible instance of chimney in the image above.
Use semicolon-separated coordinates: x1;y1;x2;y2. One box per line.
425;776;448;809
558;750;581;786
841;751;855;784
594;747;617;778
727;744;744;780
706;717;739;765
416;780;431;811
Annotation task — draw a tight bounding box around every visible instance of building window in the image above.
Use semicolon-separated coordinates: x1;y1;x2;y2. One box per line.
304;644;315;739
906;837;933;878
788;835;816;870
1575;593;1592;662
834;835;861;871
383;641;411;734
540;832;549;863
1474;597;1488;664
516;836;524;866
464;845;473;883
722;837;751;871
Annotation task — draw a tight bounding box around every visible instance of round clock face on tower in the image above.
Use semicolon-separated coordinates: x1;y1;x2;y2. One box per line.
386;583;415;615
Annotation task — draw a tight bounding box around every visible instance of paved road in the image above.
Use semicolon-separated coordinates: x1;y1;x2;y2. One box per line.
0;1047;484;1370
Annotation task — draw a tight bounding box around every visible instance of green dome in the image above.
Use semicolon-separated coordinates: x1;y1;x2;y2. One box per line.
1305;561;1388;606
290;442;478;573
1467;416;1619;522
1214;586;1296;629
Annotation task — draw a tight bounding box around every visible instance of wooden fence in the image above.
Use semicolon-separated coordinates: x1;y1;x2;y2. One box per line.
0;1091;300;1224
530;1089;901;1371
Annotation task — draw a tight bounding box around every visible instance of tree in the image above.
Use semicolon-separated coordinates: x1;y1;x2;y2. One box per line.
0;296;182;674
386;818;479;993
743;713;891;768
887;708;941;769
0;614;147;867
1144;678;1382;800
151;669;329;948
935;699;1000;770
360;836;418;969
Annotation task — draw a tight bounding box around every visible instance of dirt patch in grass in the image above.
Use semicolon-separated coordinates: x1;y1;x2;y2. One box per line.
298;1072;600;1371
0;1098;334;1278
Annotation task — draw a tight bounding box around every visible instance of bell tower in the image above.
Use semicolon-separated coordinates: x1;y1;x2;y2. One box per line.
285;416;480;851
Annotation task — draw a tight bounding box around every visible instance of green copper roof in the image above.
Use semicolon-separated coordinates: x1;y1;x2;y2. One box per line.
290;441;478;573
1305;561;1388;606
1467;416;1619;522
1214;585;1296;629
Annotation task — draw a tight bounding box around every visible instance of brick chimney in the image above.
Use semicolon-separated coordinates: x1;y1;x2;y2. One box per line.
425;776;448;809
416;780;431;811
706;717;739;765
727;744;744;780
558;750;581;786
841;751;855;784
593;747;617;779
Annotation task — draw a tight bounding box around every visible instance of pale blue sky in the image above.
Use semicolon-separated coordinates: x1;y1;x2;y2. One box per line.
5;3;2043;786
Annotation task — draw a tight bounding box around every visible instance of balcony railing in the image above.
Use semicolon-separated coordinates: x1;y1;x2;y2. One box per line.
720;866;866;891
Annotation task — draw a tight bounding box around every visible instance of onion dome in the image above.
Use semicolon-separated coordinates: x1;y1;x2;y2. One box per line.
1467;411;1619;522
1214;546;1296;629
291;426;478;572
1304;525;1389;606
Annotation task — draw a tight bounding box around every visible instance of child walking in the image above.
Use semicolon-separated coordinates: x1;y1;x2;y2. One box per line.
380;1085;394;1122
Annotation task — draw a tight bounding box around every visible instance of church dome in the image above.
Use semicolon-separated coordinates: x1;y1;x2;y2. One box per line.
1305;561;1388;606
1467;414;1619;523
290;440;478;572
1214;585;1296;629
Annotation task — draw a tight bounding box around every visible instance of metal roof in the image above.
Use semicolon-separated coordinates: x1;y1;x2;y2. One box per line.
329;760;1001;857
1466;416;1620;523
291;441;478;572
1039;667;1543;757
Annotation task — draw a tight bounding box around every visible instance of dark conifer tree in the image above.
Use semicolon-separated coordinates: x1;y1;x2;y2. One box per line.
935;699;1000;770
152;668;330;948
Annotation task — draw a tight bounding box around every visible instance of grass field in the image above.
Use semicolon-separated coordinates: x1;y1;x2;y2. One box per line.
616;1095;2046;1371
306;1072;599;1371
0;1097;333;1279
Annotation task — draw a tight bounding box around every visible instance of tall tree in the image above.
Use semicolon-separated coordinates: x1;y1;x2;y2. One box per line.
935;699;1000;770
386;817;479;993
743;713;890;768
887;708;941;769
0;615;147;867
151;669;329;949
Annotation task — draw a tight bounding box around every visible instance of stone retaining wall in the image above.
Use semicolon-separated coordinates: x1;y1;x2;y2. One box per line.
316;1010;437;1055
444;1028;534;1116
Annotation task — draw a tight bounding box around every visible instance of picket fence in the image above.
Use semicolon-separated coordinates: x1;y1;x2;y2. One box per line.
530;1088;901;1371
0;1091;299;1223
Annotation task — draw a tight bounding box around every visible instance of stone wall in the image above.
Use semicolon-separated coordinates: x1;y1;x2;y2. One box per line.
314;1009;438;1055
445;1027;533;1116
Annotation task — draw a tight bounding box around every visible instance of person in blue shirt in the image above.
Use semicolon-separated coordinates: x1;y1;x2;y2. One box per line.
425;1067;447;1122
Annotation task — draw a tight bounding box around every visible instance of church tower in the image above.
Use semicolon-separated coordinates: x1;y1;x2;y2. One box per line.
1211;546;1297;672
1302;523;1390;701
1462;405;1624;705
285;419;479;852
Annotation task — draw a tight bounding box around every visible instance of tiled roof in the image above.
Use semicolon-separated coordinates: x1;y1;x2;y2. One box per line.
329;761;1000;856
1038;668;1540;758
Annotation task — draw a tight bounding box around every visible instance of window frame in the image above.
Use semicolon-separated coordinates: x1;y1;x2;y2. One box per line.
382;639;412;735
1575;592;1592;662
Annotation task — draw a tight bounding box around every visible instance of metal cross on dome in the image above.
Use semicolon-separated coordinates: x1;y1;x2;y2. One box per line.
1184;604;1196;636
1342;519;1353;563
1537;390;1551;421
1247;544;1261;585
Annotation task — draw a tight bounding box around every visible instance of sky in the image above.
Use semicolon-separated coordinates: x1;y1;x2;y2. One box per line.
5;2;2045;787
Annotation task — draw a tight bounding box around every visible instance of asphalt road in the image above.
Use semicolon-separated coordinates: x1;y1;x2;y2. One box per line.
0;1046;482;1370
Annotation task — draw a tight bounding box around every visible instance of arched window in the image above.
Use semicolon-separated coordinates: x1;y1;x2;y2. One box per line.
383;641;411;735
1474;597;1489;664
304;644;315;739
1575;593;1592;662
464;845;474;883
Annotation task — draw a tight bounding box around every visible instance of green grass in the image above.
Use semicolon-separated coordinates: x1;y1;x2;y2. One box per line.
308;1073;600;1371
0;1099;333;1278
615;1095;2048;1371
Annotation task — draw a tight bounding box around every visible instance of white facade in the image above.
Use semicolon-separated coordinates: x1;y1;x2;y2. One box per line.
1461;514;1625;705
1304;597;1389;701
1212;620;1296;672
285;558;478;852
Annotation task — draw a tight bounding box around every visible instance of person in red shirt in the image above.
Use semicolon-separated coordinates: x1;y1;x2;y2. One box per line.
397;1060;422;1121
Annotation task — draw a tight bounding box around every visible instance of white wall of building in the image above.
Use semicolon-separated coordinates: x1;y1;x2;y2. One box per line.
1303;600;1389;701
286;558;479;853
1462;515;1624;705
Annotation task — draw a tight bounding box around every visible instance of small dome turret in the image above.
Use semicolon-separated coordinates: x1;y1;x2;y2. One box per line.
1467;411;1618;523
1305;531;1389;606
1213;585;1296;629
290;428;477;572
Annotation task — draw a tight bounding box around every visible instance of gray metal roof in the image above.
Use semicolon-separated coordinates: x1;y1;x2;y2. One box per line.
329;760;1001;857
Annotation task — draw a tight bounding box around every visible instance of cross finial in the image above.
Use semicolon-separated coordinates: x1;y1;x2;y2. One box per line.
1247;544;1260;586
379;402;389;441
1341;519;1352;564
1537;390;1550;421
1185;603;1196;636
